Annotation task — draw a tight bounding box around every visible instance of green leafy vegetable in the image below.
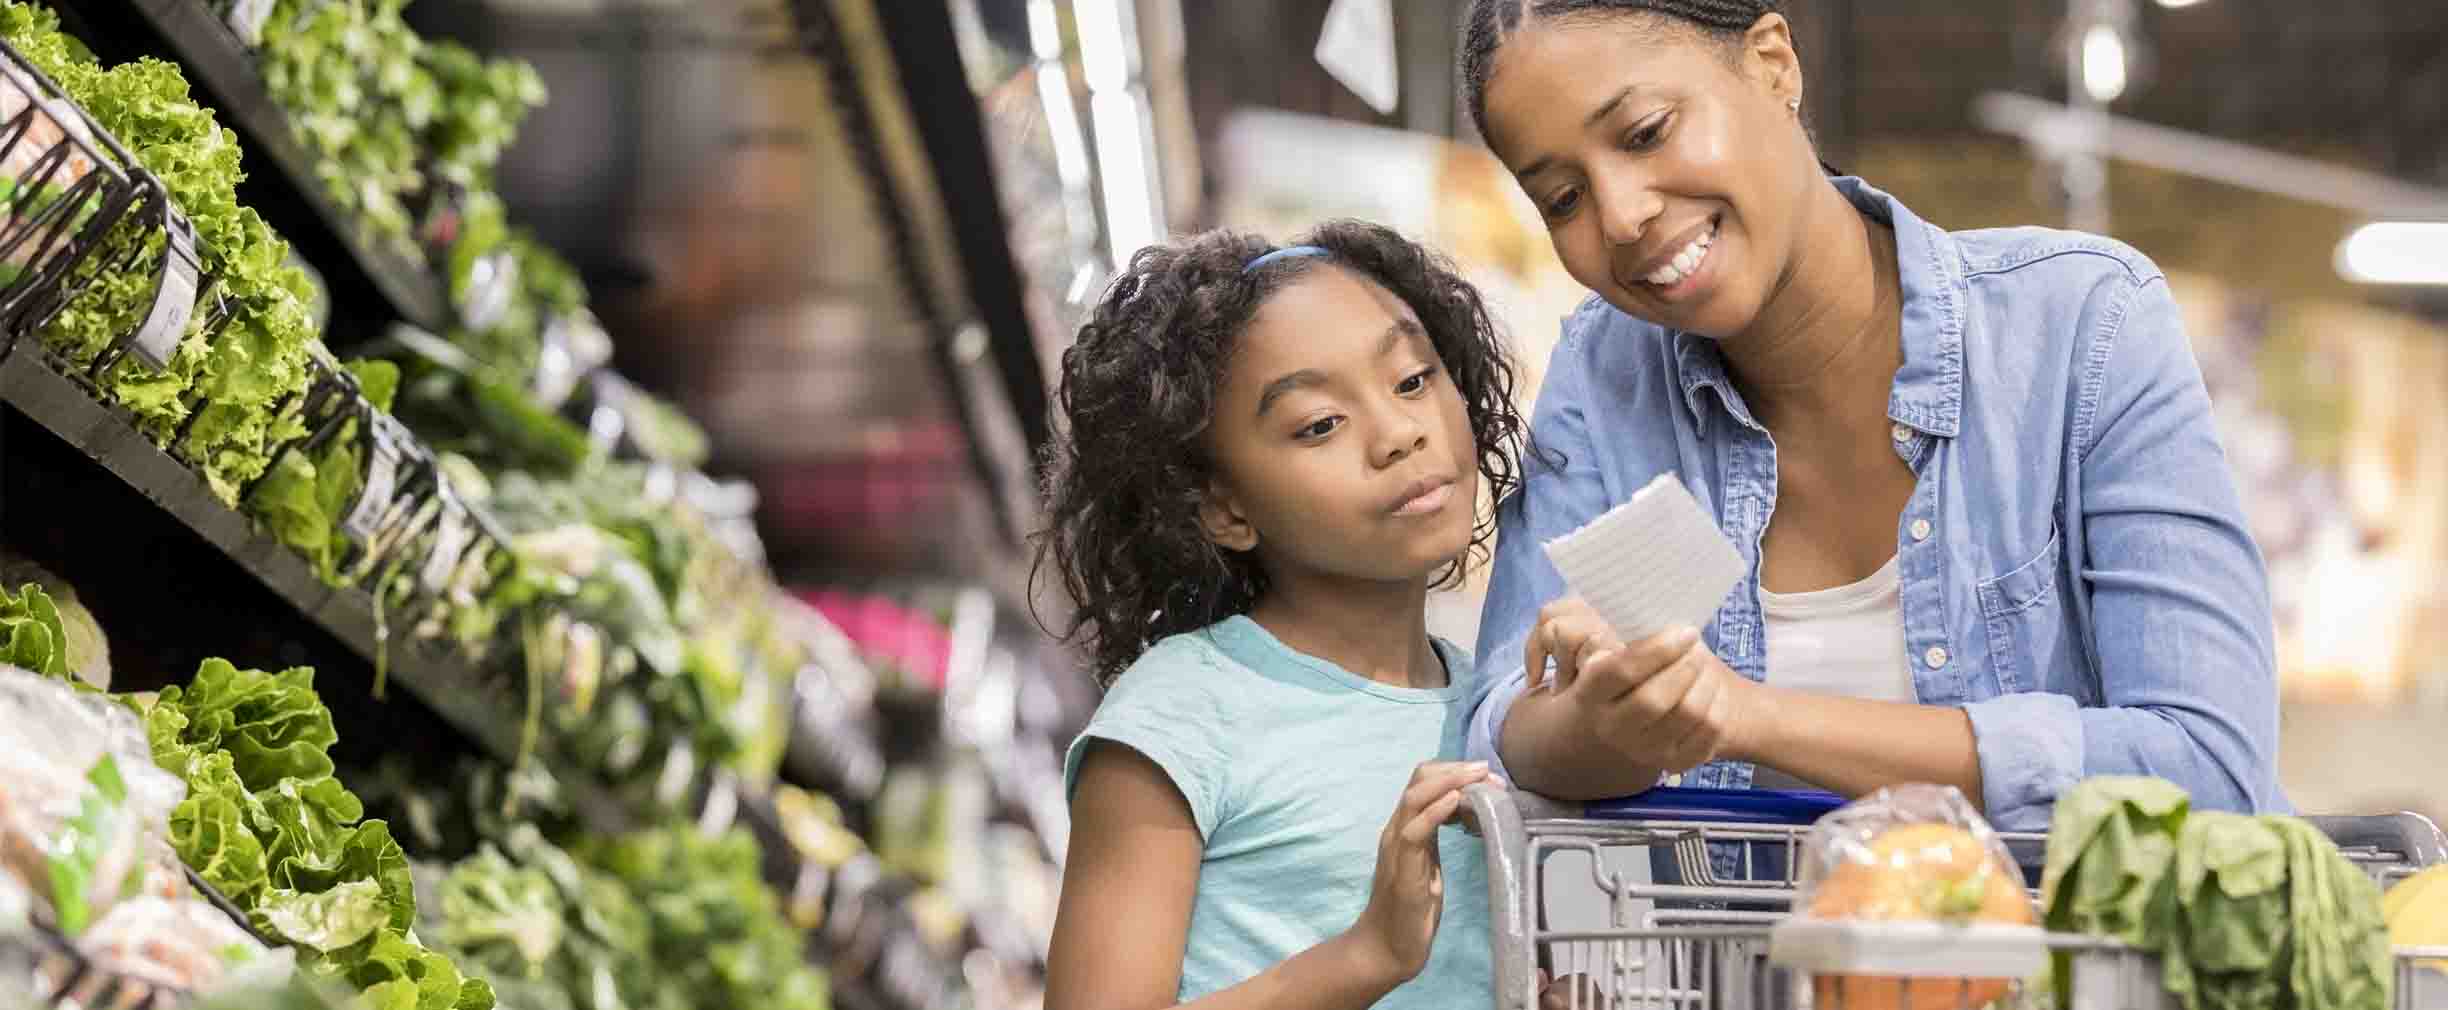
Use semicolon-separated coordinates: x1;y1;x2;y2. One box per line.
0;581;66;677
247;356;408;586
0;553;110;686
1;2;320;504
256;878;387;953
2044;776;2394;1010
158;659;338;791
166;750;270;901
433;844;565;979
139;658;494;1009
47;754;133;934
255;0;432;262
418;41;545;194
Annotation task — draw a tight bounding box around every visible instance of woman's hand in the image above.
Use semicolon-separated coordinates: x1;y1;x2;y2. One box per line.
1524;597;1754;776
1343;761;1497;988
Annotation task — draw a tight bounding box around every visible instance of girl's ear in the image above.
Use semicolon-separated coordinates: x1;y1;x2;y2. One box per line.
1197;480;1260;553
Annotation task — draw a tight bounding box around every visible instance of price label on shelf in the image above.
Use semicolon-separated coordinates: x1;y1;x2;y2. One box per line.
223;0;276;46
129;223;201;369
655;743;699;811
420;497;475;594
458;251;519;334
697;770;740;837
342;418;406;542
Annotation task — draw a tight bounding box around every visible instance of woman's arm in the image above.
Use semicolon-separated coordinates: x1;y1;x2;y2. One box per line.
1955;270;2281;827
1045;744;1486;1010
1725;684;1982;801
1503;603;1983;802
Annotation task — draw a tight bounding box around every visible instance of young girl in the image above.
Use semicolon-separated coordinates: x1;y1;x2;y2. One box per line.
1035;221;1531;1010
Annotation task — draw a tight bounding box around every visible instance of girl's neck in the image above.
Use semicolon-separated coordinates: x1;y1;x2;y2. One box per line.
1244;572;1445;690
1721;181;1903;429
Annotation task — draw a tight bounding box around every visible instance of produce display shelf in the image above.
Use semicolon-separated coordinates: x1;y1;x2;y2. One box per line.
46;0;450;332
0;346;631;833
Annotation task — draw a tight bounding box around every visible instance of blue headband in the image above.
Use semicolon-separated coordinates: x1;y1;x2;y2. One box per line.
1244;245;1330;273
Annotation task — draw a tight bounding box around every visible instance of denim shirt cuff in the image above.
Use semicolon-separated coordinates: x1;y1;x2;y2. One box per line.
1962;692;2086;832
1466;663;1529;784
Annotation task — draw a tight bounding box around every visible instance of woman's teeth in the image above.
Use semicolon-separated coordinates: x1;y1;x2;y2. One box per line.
1645;224;1716;288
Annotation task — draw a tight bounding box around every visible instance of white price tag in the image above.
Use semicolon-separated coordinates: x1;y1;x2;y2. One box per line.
420;503;474;593
342;427;403;541
129;227;200;368
224;0;276;46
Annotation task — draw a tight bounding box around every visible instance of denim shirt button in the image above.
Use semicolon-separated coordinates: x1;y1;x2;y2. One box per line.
1891;423;1914;444
1924;645;1950;669
1911;518;1933;541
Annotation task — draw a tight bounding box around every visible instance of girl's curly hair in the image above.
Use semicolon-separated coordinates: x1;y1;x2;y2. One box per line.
1032;219;1531;687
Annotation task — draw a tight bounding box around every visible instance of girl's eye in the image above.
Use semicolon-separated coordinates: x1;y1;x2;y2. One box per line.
1542;188;1581;220
1296;416;1343;441
1396;366;1438;396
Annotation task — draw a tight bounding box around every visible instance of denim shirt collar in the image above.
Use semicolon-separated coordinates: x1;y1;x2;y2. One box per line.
1673;176;1968;438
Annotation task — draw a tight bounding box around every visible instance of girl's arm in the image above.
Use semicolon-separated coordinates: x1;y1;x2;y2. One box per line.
1045;743;1484;1010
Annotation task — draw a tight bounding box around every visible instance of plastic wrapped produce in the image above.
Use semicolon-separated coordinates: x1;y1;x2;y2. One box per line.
1793;783;2036;1010
77;895;288;995
0;665;188;935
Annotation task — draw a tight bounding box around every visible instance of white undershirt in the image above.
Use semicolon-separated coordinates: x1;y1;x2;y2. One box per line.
1748;556;1916;792
1758;555;1918;705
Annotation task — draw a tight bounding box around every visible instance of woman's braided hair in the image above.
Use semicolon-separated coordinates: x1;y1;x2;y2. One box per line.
1460;0;1787;139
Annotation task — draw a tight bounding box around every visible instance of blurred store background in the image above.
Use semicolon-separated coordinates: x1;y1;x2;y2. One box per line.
0;0;2441;1006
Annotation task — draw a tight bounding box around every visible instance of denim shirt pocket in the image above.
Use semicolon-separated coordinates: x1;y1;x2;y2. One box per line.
1976;523;2066;694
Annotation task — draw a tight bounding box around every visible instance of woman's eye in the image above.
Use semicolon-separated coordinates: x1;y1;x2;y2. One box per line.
1625;114;1669;151
1397;367;1437;395
1297;417;1342;440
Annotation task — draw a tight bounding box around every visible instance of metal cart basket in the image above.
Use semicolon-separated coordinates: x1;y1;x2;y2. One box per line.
1466;784;2448;1010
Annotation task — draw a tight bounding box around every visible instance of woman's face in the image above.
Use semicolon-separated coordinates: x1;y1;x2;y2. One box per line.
1480;14;1819;340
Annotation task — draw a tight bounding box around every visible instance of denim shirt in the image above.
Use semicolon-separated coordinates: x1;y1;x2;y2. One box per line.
1465;177;2289;832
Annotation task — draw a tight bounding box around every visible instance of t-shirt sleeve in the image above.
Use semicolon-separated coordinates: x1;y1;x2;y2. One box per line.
1062;639;1238;841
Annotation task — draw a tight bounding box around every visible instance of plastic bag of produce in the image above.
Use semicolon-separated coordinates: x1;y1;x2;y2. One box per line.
1793;783;2036;1010
0;666;188;934
76;894;287;995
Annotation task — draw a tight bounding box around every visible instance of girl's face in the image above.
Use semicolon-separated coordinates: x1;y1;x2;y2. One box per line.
1198;265;1480;588
1481;14;1818;341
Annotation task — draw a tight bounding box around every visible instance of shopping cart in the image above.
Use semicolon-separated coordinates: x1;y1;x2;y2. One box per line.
1465;784;2448;1010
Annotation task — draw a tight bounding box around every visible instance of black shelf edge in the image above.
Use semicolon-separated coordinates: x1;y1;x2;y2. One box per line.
0;348;627;832
52;0;450;332
869;0;1050;467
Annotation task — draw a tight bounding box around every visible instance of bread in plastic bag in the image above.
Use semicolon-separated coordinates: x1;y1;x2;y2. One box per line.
1793;783;2035;1010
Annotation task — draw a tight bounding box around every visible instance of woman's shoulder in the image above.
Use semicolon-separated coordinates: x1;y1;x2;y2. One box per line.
1941;223;2185;371
1948;223;2165;292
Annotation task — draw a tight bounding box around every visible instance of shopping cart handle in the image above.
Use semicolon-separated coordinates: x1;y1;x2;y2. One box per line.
1582;785;1848;825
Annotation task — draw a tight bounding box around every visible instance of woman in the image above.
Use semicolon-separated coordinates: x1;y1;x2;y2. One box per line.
1457;0;2287;831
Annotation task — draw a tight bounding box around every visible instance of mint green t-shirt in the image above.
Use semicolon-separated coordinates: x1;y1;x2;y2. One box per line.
1062;615;1492;1009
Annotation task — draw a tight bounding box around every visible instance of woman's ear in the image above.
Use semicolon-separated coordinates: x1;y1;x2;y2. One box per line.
1198;481;1260;553
1740;12;1803;110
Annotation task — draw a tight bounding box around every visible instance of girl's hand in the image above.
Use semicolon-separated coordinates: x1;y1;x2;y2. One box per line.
1539;970;1599;1010
1344;761;1497;987
1526;597;1753;774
